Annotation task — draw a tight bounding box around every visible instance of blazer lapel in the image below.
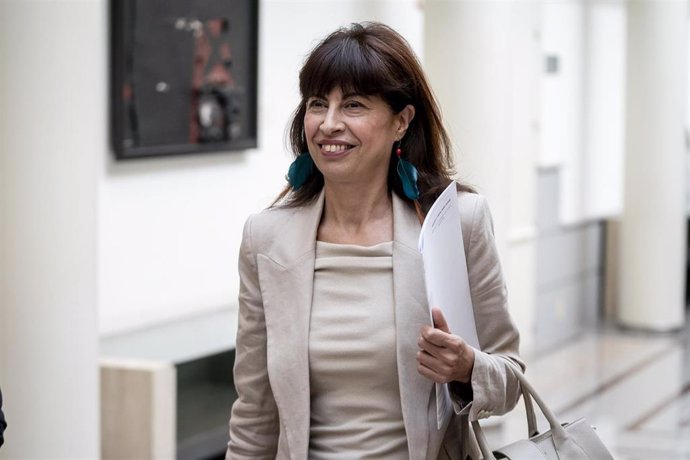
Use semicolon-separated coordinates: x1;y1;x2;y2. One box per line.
392;194;435;459
257;192;325;460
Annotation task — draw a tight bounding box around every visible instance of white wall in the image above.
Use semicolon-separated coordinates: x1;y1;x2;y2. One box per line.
539;0;586;225
539;0;626;225
99;0;425;335
505;3;541;355
538;0;584;172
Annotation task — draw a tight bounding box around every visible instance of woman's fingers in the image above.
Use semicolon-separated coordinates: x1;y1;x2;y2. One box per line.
416;360;453;384
417;348;462;381
420;325;463;353
416;349;449;372
416;308;475;384
431;307;450;333
417;335;459;364
417;348;473;383
417;328;475;383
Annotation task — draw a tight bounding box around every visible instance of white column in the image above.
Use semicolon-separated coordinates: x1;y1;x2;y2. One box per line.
424;1;539;353
0;0;104;457
618;0;687;331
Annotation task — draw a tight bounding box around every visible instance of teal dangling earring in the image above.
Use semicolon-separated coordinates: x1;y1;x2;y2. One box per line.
287;152;315;190
395;142;420;200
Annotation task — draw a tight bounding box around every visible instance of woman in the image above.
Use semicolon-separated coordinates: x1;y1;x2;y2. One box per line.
227;22;523;460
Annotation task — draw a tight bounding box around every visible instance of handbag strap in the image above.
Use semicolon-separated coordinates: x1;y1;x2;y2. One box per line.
472;359;570;460
472;419;498;460
501;357;538;438
523;376;538;437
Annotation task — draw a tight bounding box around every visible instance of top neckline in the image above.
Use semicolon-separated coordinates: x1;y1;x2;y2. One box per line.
316;240;393;249
315;240;393;258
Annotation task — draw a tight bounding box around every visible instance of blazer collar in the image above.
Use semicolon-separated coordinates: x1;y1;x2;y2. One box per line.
266;191;326;269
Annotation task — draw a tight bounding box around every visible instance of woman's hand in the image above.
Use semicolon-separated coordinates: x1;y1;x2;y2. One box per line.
416;307;475;384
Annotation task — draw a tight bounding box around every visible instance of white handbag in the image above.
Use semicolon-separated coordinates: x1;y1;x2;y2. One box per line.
471;364;614;460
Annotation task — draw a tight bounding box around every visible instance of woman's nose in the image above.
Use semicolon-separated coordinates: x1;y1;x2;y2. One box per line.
320;107;344;134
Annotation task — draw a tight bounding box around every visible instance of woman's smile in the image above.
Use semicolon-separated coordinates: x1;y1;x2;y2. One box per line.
318;141;355;157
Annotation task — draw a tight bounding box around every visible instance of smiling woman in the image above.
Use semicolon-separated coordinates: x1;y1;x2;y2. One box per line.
303;88;414;205
275;22;469;215
226;22;525;460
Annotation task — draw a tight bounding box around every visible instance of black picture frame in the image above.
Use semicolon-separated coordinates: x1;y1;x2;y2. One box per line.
110;0;259;159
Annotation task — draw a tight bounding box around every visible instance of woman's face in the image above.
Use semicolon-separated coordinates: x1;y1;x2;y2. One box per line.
304;87;414;189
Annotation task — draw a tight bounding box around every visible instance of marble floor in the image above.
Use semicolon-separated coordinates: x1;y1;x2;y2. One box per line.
481;323;690;459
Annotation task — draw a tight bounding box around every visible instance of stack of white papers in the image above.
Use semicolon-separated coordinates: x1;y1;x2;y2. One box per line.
418;181;480;429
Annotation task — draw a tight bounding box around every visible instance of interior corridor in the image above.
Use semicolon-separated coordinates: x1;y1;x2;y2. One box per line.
484;321;690;459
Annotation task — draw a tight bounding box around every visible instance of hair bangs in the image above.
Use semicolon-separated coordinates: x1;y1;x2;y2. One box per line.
299;35;394;101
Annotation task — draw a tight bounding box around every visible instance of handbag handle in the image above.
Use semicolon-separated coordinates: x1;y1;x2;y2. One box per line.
523;374;538;438
471;360;569;460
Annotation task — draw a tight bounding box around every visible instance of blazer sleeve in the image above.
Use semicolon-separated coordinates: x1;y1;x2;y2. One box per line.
227;215;280;459
459;194;525;421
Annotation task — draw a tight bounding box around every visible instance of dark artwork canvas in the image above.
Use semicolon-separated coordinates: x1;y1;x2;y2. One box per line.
111;0;259;159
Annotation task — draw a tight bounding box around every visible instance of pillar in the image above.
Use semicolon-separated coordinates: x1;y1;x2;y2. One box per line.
618;0;687;331
0;0;104;457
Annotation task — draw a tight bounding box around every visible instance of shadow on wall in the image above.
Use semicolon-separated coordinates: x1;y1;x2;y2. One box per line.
0;386;6;448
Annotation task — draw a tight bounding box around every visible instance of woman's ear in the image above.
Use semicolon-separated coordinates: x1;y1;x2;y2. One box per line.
396;104;416;138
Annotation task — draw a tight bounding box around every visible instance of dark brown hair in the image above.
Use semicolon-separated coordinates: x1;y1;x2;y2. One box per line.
273;22;473;213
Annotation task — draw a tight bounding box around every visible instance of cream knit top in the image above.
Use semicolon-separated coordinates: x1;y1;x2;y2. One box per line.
308;241;408;459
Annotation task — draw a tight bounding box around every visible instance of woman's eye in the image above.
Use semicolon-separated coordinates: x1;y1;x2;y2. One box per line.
307;99;326;109
344;100;364;109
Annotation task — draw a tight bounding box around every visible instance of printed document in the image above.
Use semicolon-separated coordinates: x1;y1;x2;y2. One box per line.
418;181;480;429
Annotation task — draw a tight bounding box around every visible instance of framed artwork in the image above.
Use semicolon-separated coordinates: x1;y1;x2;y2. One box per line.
111;0;259;159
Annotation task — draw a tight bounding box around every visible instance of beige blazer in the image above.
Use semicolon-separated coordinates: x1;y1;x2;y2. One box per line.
227;190;524;460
